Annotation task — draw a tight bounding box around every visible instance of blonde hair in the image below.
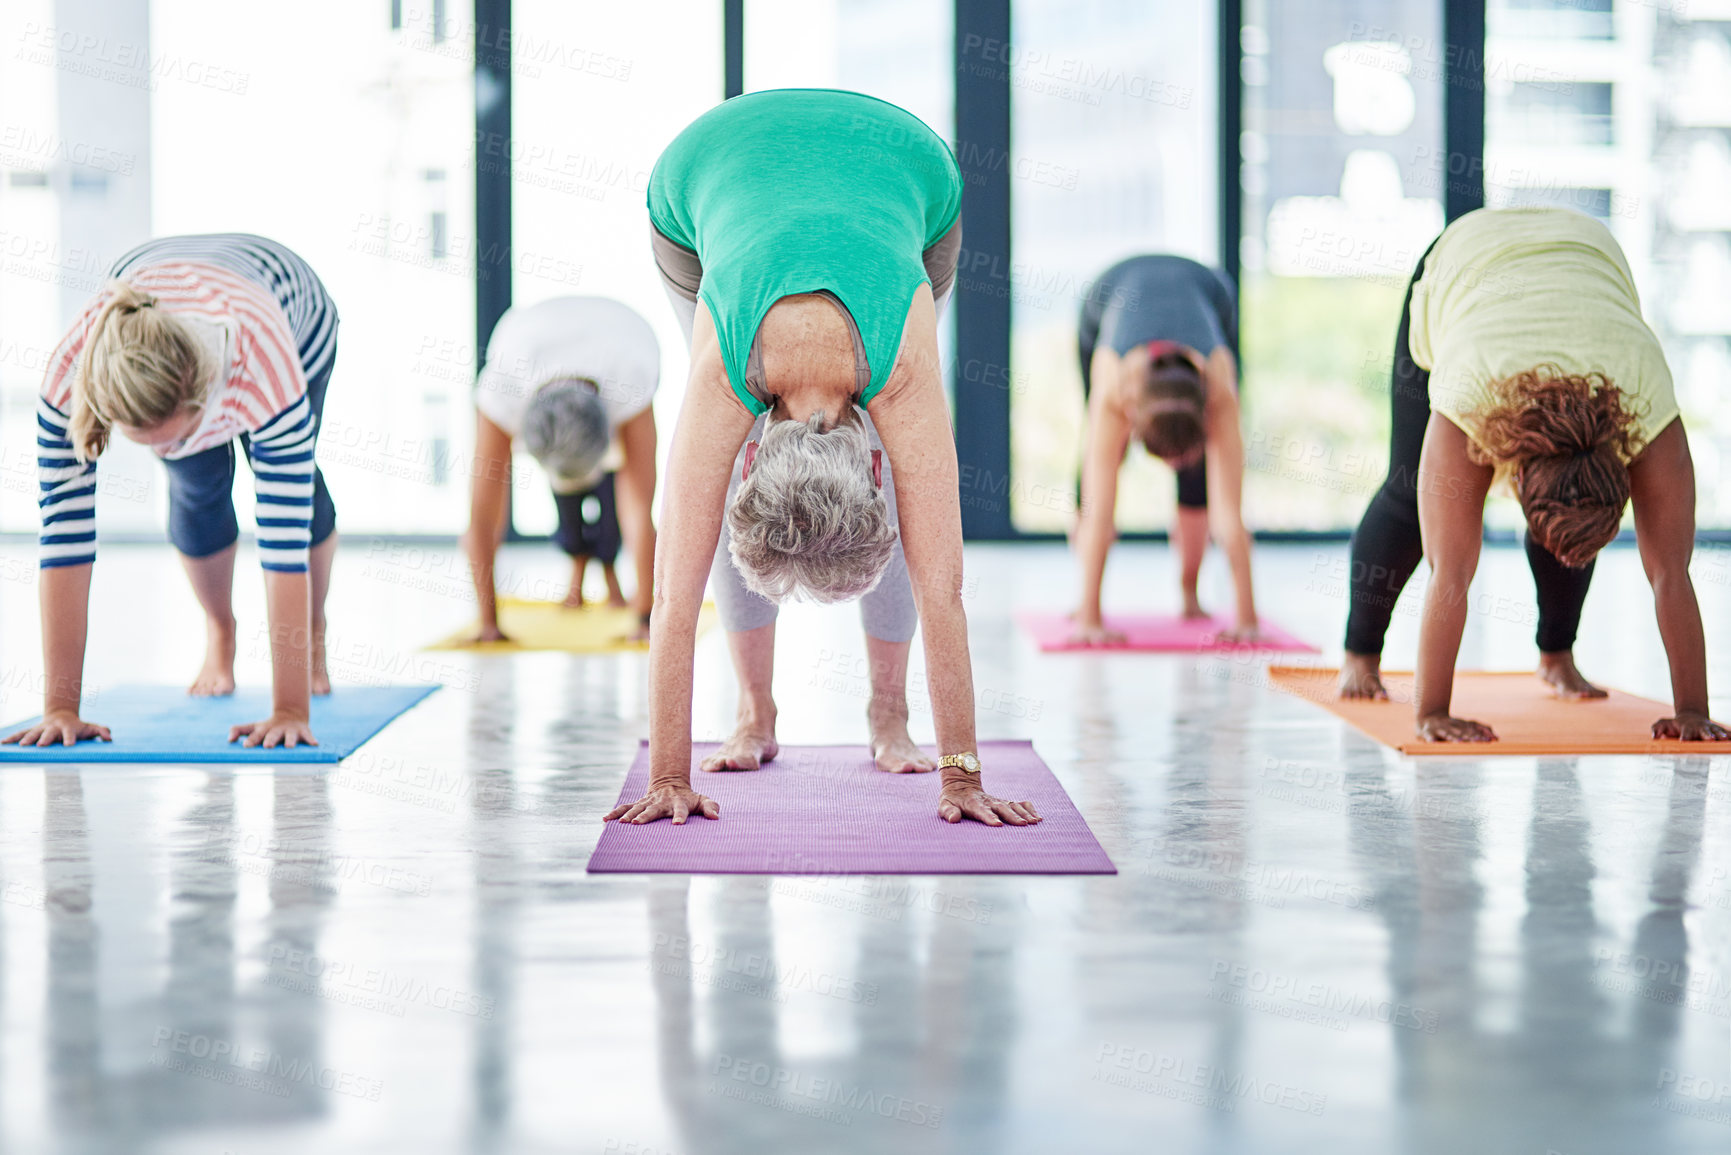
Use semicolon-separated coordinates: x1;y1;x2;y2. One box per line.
69;280;211;462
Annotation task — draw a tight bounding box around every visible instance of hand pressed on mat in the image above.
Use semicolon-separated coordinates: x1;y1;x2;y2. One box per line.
1652;711;1731;742
1417;712;1497;743
230;712;318;749
1066;617;1125;647
2;709;111;748
1211;621;1264;646
938;773;1041;827
604;784;720;825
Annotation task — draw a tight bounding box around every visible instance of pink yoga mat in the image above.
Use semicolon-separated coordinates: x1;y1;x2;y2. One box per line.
1017;611;1318;654
587;740;1115;875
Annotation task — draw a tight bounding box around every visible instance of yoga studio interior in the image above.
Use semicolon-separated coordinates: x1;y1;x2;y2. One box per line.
6;0;1731;1151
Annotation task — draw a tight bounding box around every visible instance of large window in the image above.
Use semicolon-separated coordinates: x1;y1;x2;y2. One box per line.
1485;0;1731;528
508;1;721;536
24;2;1719;543
0;0;156;535
1238;0;1445;530
1008;0;1219;533
508;1;946;537
744;0;953;134
1493;80;1614;147
1;3;720;541
150;0;477;534
0;2;478;537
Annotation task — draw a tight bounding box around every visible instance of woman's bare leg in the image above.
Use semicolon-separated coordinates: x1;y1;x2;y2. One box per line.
1537;650;1607;699
702;622;780;770
1339;651;1388;699
1174;505;1209;619
309;533;336;695
865;634;934;773
181;543;239;696
562;555;589;608
602;563;627;608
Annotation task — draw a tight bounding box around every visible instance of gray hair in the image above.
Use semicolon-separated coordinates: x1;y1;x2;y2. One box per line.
523;378;610;492
726;411;898;604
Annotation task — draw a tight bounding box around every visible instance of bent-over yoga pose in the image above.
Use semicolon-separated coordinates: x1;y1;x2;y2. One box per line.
6;233;339;750
606;88;1039;827
1340;207;1728;743
1070;255;1258;645
462;296;659;642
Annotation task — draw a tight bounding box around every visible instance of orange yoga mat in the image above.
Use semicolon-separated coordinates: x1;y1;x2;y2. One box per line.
1267;666;1731;756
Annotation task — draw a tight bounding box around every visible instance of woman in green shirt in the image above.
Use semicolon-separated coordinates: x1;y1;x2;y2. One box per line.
607;89;1039;829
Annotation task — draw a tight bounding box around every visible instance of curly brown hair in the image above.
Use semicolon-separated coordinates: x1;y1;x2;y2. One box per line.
1469;365;1643;568
1133;349;1206;461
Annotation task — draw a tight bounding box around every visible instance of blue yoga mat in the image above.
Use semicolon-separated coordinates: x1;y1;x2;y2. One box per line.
0;685;439;764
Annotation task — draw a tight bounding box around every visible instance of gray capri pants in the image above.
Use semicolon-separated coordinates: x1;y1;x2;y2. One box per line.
651;221;960;644
711;410;916;642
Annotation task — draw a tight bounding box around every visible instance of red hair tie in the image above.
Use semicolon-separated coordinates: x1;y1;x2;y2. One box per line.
742;440;759;480
1144;339;1184;360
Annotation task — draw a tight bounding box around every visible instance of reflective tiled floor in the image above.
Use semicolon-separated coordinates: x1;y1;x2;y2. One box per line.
0;537;1729;1154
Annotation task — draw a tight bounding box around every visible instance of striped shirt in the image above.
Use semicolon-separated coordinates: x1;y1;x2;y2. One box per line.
39;245;333;574
112;234;338;385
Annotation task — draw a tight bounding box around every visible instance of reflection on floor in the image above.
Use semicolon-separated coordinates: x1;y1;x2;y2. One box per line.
0;537;1728;1155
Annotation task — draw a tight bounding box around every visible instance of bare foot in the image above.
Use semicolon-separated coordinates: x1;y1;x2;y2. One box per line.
311;620;331;696
190;618;237;697
1338;652;1387;700
701;719;778;771
603;566;628;608
1181;593;1209;621
561;586;586;609
1537;651;1607;700
869;711;934;774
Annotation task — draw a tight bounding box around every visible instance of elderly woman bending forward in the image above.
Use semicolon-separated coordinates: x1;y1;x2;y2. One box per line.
606;88;1039;828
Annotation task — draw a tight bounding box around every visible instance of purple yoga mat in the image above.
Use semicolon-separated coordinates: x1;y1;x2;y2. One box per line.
587;739;1116;875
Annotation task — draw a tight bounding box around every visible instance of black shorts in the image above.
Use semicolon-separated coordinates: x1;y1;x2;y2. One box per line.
163;337;339;557
1174;459;1207;510
551;473;620;564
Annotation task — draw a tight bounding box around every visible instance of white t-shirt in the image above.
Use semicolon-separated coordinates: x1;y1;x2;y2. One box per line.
474;296;660;437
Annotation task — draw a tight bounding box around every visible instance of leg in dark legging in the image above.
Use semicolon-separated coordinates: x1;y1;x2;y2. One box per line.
1340;250;1435;696
1525;530;1607;698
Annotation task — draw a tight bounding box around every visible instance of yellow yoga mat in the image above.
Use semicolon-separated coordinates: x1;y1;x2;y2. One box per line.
428;599;718;654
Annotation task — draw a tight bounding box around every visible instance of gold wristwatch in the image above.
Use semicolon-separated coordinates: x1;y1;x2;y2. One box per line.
938;752;981;774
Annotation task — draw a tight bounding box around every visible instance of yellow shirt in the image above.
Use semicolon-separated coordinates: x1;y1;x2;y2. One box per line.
1409;207;1677;463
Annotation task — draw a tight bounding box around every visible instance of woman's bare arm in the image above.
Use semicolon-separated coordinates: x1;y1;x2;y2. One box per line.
460;410;514;641
1414;413;1495;741
871;286;1038;827
1202;348;1257;634
231;570;316;748
614;406;660;632
1073;347;1131;641
2;564;110;747
1628;419;1729;739
606;305;755;824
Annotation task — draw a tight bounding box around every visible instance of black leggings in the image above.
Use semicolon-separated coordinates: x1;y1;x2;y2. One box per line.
1342;249;1593;656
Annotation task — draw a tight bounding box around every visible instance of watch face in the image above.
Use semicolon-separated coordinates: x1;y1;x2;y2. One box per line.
960;753;980;772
